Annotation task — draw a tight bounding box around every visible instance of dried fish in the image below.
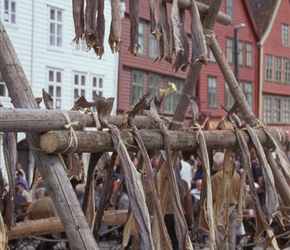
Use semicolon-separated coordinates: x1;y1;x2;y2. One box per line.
171;0;184;55
128;0;141;56
0;213;7;249
173;8;189;72
108;0;121;53
72;0;85;43
158;0;172;63
247;124;279;224
42;89;53;110
93;0;105;59
85;0;98;49
148;0;160;39
93;95;153;249
190;0;208;65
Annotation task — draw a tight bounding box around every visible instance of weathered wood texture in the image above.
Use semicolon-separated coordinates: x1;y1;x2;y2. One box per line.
39;128;289;154
7;210;128;240
0;107;151;132
0;21;99;249
164;0;232;26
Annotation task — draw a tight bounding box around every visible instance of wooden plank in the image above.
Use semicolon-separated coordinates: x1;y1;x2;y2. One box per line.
0;107;151;132
39;128;289;154
7;210;128;240
0;21;99;249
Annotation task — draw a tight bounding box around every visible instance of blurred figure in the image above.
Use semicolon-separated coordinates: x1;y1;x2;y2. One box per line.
15;163;27;180
251;156;262;184
190;179;202;201
211;152;240;250
16;182;32;202
151;156;159;174
15;171;29;191
179;152;192;190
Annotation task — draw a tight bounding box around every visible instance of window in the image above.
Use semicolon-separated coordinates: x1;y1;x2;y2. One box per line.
285;59;290;84
131;71;144;106
246;43;252;67
48;69;62;109
92;76;103;99
49;7;63;47
74;73;86;102
225;83;234;110
4;0;16;24
226;39;234;64
149;33;158;58
226;0;233;19
244;82;252;108
282;24;289;46
0;72;9;98
275;57;282;83
238;41;243;66
266;55;273;81
163;78;183;114
209;37;217;62
264;96;272;123
138;21;145;56
75;41;86;52
283;98;290;123
274;97;282;123
208;77;217;109
148;74;160;98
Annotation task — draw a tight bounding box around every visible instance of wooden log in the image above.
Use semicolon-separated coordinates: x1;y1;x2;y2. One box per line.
7;210;128;240
164;0;232;26
39;128;289;154
0;21;99;249
0;107;151;132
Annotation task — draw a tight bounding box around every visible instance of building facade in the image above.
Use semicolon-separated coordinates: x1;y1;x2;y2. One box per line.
249;0;290;139
0;0;119;183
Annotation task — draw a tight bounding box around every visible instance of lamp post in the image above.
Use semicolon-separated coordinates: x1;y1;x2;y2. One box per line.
234;23;245;86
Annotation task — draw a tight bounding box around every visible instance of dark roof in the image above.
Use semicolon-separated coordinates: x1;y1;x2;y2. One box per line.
247;0;278;37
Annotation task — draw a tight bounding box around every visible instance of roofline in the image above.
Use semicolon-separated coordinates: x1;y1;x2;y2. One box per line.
243;0;260;40
259;0;281;46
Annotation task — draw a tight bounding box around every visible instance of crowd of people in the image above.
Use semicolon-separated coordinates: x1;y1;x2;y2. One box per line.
1;149;288;250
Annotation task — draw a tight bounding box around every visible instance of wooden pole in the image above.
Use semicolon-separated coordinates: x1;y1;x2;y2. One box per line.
164;0;232;26
7;210;128;240
0;107;151;132
0;21;99;249
39;128;288;154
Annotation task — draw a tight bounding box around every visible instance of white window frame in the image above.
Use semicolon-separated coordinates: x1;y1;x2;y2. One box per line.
264;96;272;123
275;57;282;83
47;68;62;109
163;78;183;114
148;73;160;98
246;42;252;67
208;77;217;109
274;96;282;123
225;83;234;110
226;0;233;20
138;21;145;56
226;38;234;64
243;82;252;109
283;97;290;123
92;75;104;100
149;33;158;59
285;59;290;84
282;24;289;46
131;70;144;106
74;72;86;102
49;6;63;48
266;55;273;81
4;0;16;25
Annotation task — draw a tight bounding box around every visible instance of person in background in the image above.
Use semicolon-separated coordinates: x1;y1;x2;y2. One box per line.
151;155;160;175
15;171;29;191
251;156;262;184
16;182;32;202
179;152;192;190
211;152;240;250
15;163;27;180
190;179;202;201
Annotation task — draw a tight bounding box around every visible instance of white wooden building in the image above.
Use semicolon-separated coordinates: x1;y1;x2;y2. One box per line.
0;0;120;185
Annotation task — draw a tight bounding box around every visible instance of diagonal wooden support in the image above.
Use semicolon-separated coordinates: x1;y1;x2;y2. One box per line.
0;21;99;249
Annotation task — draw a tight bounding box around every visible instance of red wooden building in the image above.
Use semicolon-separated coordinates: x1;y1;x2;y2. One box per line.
248;0;290;140
116;0;285;135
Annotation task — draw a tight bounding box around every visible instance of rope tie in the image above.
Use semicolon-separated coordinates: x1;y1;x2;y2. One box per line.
203;28;215;46
58;109;78;154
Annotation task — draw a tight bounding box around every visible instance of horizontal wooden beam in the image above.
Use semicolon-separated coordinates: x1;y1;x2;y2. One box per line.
0;107;151;132
164;0;232;26
39;128;289;154
7;210;128;240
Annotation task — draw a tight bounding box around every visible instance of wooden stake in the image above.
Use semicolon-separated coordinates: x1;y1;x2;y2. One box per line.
0;21;99;249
